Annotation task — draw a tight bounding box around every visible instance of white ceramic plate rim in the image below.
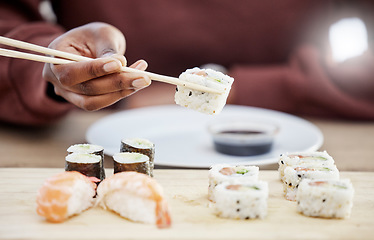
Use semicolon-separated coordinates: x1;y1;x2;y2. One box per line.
86;105;323;168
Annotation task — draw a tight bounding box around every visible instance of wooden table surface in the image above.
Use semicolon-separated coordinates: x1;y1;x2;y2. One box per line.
0;107;373;171
0;168;373;240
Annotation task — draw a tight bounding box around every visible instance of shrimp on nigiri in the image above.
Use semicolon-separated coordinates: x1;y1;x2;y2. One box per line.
36;171;98;223
96;171;172;228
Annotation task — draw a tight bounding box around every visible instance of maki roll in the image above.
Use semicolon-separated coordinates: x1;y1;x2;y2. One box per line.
113;152;150;176
65;153;103;181
214;181;268;220
297;179;354;218
67;143;105;180
67;143;104;156
278;151;335;180
120;138;155;177
208;164;259;202
175;67;234;115
282;163;340;201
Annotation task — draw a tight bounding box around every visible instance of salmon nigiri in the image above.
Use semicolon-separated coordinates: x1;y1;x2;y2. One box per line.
36;171;98;223
96;171;172;228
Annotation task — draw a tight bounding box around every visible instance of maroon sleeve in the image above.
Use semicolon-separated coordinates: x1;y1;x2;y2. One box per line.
229;44;374;120
0;0;73;126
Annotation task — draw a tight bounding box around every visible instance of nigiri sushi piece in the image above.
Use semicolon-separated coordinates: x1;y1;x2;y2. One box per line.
36;171;98;223
96;172;171;228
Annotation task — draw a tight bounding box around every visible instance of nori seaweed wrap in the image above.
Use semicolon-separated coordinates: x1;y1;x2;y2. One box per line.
113;152;150;175
120;138;155;177
65;153;102;181
67;143;105;180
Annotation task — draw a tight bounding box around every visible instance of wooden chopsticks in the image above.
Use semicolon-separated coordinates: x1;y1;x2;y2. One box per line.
0;36;223;94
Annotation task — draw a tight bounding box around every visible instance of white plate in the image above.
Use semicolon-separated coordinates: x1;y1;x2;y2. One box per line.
86;105;323;168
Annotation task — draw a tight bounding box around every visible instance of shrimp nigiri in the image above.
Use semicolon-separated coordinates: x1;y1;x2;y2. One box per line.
96;171;172;228
36;171;98;223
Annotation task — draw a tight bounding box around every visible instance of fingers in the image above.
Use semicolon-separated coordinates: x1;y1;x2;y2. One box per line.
69;72;151;95
129;59;148;70
66;59;151;95
41;22;153;111
102;53;127;67
58;87;138;111
51;55;126;87
43;58;152;111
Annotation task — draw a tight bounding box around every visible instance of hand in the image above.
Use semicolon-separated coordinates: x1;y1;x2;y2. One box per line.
43;22;151;111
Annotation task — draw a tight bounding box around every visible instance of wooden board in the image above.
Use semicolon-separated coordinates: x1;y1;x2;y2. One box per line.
0;168;373;240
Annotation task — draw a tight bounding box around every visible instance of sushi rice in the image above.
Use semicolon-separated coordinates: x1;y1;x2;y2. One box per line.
65;153;103;180
112;152;150;175
297;179;354;218
208;164;259;202
120;138;155;177
214;181;268;219
96;172;171;228
67;143;104;155
175;67;234;115
67;143;105;180
282;163;340;201
278;151;335;180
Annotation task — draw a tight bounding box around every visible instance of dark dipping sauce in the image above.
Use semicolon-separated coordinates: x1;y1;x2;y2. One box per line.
219;130;263;135
213;130;274;156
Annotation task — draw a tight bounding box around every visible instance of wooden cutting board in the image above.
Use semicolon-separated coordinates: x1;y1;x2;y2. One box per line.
0;168;372;240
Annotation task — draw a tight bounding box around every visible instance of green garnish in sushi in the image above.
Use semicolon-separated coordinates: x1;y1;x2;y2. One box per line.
289;155;328;161
333;184;348;189
314;156;328;161
250;186;261;190
136;140;144;146
320;167;332;171
236;169;249;175
134;154;144;160
207;76;222;83
240;185;261;191
79;145;91;150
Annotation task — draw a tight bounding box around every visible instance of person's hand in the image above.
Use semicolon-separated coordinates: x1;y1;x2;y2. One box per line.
43;22;151;111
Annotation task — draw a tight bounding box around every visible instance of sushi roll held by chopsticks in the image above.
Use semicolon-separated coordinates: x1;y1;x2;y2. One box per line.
175;67;234;115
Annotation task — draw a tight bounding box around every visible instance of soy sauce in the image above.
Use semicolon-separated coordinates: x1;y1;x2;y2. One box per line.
213;142;273;156
213;130;273;156
219;130;264;135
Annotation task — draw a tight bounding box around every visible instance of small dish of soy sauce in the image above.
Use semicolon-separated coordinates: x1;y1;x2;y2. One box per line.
207;120;279;156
